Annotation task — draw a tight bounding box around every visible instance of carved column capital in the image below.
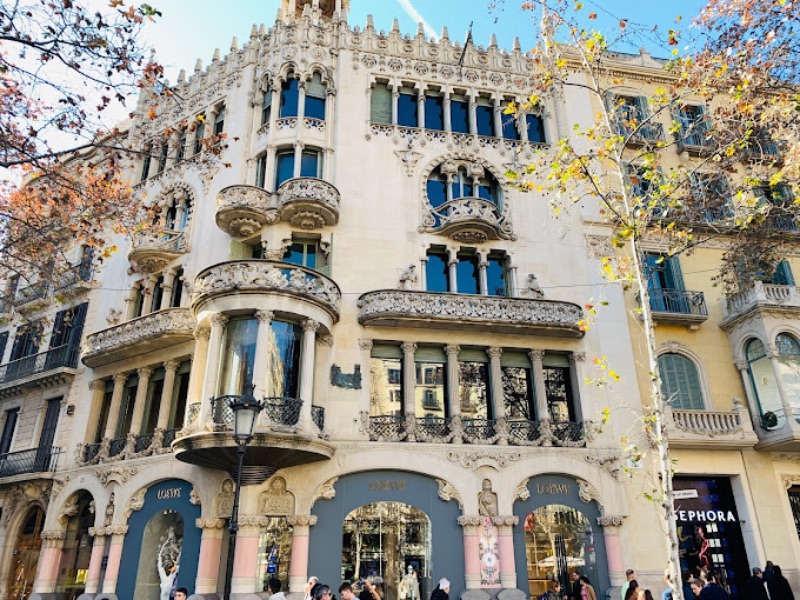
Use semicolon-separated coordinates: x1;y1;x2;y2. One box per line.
570;352;587;363
529;349;545;361
596;515;627;528
211;313;229;328
302;319;320;333
735;360;749;372
194;326;211;341
255;310;274;323
359;339;373;351
487;347;503;360
445;344;461;357
401;342;417;355
457;515;483;527
90;379;106;391
196;518;227;530
286;514;318;527
164;360;180;373
766;347;780;360
113;373;129;385
491;515;519;527
137;366;155;379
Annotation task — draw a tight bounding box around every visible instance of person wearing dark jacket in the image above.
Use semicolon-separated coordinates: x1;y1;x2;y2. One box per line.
697;581;730;600
744;568;769;600
768;566;796;600
430;578;450;600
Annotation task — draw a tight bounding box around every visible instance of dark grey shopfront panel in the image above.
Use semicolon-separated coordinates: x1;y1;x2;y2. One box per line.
309;470;464;599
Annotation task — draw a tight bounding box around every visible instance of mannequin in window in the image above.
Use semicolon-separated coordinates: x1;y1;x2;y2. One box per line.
399;565;420;600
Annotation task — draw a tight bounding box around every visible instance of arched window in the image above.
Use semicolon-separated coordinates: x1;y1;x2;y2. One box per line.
280;76;300;118
162;191;193;234
776;333;800;418
746;338;784;428
426;162;501;208
658;352;704;410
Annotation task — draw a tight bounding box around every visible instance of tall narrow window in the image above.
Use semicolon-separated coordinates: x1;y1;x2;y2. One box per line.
9;321;43;361
255;154;267;188
459;349;491;420
414;347;446;418
280;78;300;118
132;282;145;318
455;252;480;295
46;302;87;369
526;113;546;144
157;142;168;173
168;360;192;430
193;118;205;155
282;240;318;269
35;398;61;469
169;268;184;308
213;106;225;136
370;81;392;124
275;150;295;188
217;317;258;397
141;367;166;434
117;374;140;438
542;355;575;422
746;338;783;428
300;150;320;178
262;87;273;125
450;95;470;134
486;254;508;297
501;103;520;140
425;250;450;293
176;130;187;161
95;380;113;443
0;408;19;454
150;275;164;313
426;168;448;209
475;97;495;137
658;353;704;410
269;320;301;398
305;73;326;120
0;331;8;364
424;93;444;130
140;147;152;181
501;352;535;420
397;87;418;128
370;345;404;417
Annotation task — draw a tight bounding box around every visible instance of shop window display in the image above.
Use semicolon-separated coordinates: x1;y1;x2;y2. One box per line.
342;502;431;600
259;519;294;592
7;507;44;600
55;493;94;600
133;510;185;600
523;504;596;598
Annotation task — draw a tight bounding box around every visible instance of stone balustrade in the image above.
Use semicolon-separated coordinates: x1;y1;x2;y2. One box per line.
276;177;341;229
215;185;275;237
722;281;800;323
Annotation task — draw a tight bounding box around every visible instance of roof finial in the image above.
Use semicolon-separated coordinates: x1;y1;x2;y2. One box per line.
194;58;203;73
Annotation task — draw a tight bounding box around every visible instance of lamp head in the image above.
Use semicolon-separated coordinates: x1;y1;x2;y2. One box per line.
229;384;261;442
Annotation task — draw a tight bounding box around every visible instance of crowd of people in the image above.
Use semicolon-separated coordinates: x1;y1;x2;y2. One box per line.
299;575;452;600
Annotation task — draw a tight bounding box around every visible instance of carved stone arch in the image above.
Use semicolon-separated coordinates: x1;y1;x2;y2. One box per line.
656;340;713;409
43;477;107;531
303;64;336;94
276;62;302;84
769;323;800;350
2;482;51;529
252;68;277;106
153;181;196;210
733;331;770;365
421;152;510;195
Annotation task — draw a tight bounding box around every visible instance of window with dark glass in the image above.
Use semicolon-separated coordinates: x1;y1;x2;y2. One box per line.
425;250;450;293
426;168;448;209
213;106;225;136
692;173;732;221
140;147;152;181
300;151;320;178
370;81;392;124
117;374;139;438
262;88;273;125
501;103;520;140
459;349;491;419
132;282;145;318
424;93;444;130
150;275;164;313
156;142;168;174
9;321;43;361
176;130;187;161
0;331;8;363
280;78;300;118
275;149;320;188
397;88;418;128
370;345;403;417
95;380;113;442
456;252;480;294
256;154;267;188
475;97;495;137
193;118;205;155
283;240;318;269
486;254;508;296
526;113;546;144
142;366;166;434
48;303;87;356
415;347;446;418
677;104;710;142
0;408;19;454
169;268;184;308
217;317;258;397
168;360;192;429
305;73;326;120
501;353;535;420
450;95;470;133
451;168;474;199
269;320;301;398
542;356;575;422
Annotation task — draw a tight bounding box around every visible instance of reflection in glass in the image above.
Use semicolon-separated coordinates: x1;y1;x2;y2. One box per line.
415;362;446;418
398;92;418;128
218;318;258;397
747;338;785;428
259;519;293;592
342;502;432;600
269;321;301;398
524;505;595;599
486;257;507;297
7;508;44;600
777;333;800;421
459;362;490;419
134;510;184;600
280;79;299;118
425;253;449;293
543;367;575;422
455;254;480;295
370;358;403;416
502;366;534;420
55;494;94;600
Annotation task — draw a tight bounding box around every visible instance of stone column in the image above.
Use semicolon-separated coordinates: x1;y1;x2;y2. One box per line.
252;310;274;398
736;360;761;429
297;80;307;126
293;142;305;178
184;327;211;428
402;342;417;440
597;516;627;593
391;87;400;126
569;352;586;422
445;345;461;422
468;96;477;135
101;526;129;594
443;93;452;132
477;251;489;295
359;340;373;419
529;350;549;422
156;360;180;430
198;314;228;427
493;97;503;139
128;366;155;435
417;88;426;129
458;516;482;590
298;320;320;430
488;348;506;422
767;348;799;428
447;250;458;294
494;516;519;589
287;515;318;593
86;379;107;443
195;518;226;594
104;373;130;439
232;515;264;594
85;528;108;594
160;270;177;310
33;530;66;593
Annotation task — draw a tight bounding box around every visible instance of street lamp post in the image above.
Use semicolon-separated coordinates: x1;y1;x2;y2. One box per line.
223;384;262;600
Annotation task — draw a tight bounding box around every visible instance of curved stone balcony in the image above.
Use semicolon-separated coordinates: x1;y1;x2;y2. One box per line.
358;290;584;338
721;281;800;328
82;308;196;368
665;405;758;449
128;229;189;274
192;260;341;323
174;396;333;482
215;185;275;238
426;197;514;244
276;177;340;229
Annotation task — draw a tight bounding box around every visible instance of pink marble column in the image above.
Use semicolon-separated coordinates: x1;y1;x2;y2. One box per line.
195;519;226;594
101;527;129;594
459;516;482;590
496;517;519;589
598;516;626;590
287;515;318;593
231;516;264;594
32;531;65;593
85;530;108;594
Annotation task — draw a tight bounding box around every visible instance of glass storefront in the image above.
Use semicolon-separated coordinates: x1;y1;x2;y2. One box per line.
341;502;432;600
7;507;44;600
258;518;294;592
523;504;596;598
55;493;94;600
674;477;749;599
134;510;185;600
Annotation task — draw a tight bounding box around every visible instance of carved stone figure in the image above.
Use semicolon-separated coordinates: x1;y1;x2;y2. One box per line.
478;479;499;517
215;479;235;519
261;476;294;515
399;264;418;289
522;274;544;299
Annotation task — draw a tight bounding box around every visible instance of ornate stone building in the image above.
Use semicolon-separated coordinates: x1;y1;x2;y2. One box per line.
0;1;797;600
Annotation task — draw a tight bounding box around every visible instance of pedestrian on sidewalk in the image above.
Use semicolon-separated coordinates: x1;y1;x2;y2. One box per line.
431;578;450;600
744;568;769;600
767;566;795;600
622;570;636;600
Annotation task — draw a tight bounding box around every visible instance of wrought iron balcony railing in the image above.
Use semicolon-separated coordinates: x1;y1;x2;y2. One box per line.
79;428;182;464
311;405;325;430
648;289;708;317
0;446;62;477
210;395;313;429
0;343;80;386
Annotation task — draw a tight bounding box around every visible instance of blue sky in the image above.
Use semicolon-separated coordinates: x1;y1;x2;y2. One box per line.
145;0;709;81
